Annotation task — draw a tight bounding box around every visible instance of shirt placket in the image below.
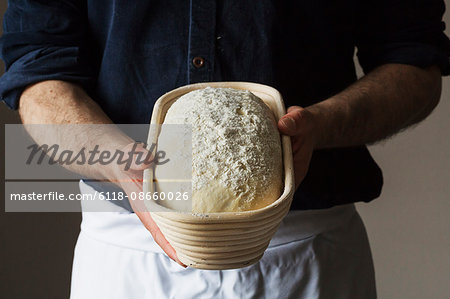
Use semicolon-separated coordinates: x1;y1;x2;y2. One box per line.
187;0;216;83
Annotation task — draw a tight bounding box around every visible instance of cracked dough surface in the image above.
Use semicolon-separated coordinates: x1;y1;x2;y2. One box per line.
161;87;283;213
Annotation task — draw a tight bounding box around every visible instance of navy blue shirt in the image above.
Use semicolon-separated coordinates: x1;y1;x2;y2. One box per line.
1;0;449;210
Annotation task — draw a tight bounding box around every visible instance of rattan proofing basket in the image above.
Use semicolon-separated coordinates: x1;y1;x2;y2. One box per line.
143;82;294;270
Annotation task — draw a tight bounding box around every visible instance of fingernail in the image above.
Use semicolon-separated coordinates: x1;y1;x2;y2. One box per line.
176;259;187;268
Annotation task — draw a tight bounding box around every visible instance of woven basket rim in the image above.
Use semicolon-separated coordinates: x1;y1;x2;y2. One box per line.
143;82;295;222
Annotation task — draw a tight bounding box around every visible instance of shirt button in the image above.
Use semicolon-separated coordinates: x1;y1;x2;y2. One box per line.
192;56;205;68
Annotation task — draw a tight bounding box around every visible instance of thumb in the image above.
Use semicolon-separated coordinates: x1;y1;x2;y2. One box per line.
129;143;153;171
278;116;297;136
121;142;153;171
278;106;306;136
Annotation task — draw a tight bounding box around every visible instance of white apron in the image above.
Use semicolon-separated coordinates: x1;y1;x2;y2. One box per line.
70;181;376;299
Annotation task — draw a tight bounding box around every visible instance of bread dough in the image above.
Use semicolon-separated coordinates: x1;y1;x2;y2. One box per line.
160;87;283;213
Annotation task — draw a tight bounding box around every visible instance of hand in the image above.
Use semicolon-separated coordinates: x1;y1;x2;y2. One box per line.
111;142;186;268
277;106;317;190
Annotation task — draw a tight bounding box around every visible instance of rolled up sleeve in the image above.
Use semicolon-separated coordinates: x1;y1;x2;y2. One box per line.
0;0;95;109
355;0;450;75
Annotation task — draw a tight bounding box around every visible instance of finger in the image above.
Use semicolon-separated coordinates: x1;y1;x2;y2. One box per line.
136;211;186;267
118;172;185;266
131;143;154;170
120;142;153;171
123;183;185;267
113;172;143;190
287;106;302;113
291;135;306;154
278;117;297;136
278;107;305;136
292;147;313;189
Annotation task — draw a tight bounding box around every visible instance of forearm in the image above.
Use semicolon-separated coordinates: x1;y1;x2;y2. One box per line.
307;64;442;148
19;80;133;179
20;80;115;125
18;81;181;263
